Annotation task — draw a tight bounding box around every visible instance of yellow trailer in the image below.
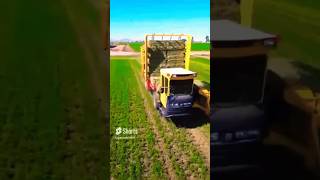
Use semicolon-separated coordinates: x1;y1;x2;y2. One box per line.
140;34;210;117
141;34;192;91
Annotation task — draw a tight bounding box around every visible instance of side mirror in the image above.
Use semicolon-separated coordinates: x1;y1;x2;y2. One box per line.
159;87;164;93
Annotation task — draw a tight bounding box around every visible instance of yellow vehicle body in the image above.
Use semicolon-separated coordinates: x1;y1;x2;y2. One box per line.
273;83;320;171
240;0;254;27
159;68;196;108
141;34;192;82
140;34;210;117
237;0;320;172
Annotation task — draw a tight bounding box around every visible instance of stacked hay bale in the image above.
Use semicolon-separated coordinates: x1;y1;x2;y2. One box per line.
147;40;186;77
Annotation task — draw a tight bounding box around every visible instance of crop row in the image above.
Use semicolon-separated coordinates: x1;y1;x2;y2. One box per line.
130;59;210;179
110;58;165;179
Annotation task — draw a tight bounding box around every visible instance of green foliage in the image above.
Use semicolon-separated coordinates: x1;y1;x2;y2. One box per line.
152;161;164;177
129;42;143;52
110;57;165;178
190;58;210;84
0;0;106;179
191;43;210;51
110;57;209;179
254;0;320;68
146;131;155;145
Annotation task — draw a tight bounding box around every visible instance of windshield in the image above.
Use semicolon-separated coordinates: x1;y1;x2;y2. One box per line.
170;79;193;95
211;55;267;105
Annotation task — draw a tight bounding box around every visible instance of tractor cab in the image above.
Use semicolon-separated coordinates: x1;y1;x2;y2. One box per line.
211;20;277;169
157;68;197;117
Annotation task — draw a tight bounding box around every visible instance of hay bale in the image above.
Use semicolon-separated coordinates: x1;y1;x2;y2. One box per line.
148;40;186;50
147;40;186;78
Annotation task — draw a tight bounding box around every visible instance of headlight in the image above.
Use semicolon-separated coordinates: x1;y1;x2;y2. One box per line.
264;39;276;47
213;130;261;143
235;130;260;140
247;130;260;136
224;133;233;141
212;133;219;141
235;131;248;139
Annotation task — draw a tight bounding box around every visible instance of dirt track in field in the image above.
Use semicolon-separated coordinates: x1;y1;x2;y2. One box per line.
130;62;176;179
111;45;134;52
191;51;210;59
110;45;140;56
187;128;210;166
171;111;210;167
129;59;210;178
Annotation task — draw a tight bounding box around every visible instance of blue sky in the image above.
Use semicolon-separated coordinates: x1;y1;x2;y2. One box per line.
110;0;210;41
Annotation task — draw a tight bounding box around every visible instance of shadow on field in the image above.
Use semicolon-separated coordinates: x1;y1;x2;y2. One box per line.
292;61;320;91
170;108;209;128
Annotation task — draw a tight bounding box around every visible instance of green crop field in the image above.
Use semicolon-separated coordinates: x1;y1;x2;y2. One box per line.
254;0;320;67
110;56;209;179
110;57;165;179
0;1;106;179
191;43;210;51
190;57;210;139
129;42;143;52
253;0;320;88
129;42;210;52
190;57;210;85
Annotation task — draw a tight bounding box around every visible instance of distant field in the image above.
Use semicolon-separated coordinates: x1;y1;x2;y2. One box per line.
0;1;106;179
129;42;210;52
191;43;210;51
129;42;143;52
276;0;320;10
254;0;320;68
253;0;320;90
190;57;210;85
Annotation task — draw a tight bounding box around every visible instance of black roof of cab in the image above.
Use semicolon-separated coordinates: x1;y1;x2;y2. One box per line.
211;20;277;47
